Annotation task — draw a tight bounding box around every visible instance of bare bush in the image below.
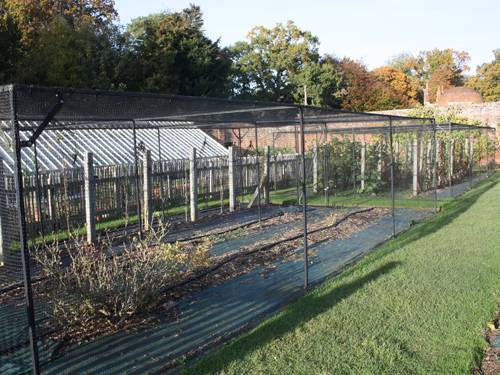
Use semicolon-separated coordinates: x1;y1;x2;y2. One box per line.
35;224;211;328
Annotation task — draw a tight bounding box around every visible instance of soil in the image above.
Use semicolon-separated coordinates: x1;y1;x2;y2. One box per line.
475;316;500;375
0;207;390;354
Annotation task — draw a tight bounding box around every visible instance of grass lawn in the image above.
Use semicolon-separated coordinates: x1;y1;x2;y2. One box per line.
184;174;500;374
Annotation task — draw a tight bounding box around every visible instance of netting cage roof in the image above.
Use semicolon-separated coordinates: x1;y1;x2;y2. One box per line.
0;83;438;130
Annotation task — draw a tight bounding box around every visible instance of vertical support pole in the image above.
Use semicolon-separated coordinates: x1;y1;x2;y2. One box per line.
132;120;143;238
254;125;262;225
313;144;318;194
360;137;366;191
47;174;54;221
412;136;419;196
84;152;96;244
466;131;472;188
228;146;236;212
299;107;309;289
352;128;356;192
377;138;383;180
11;88;41;375
0;157;6;264
32;140;44;237
189;147;198;222
432;120;438;213
208;160;214;199
264;145;270;205
448;122;453;196
113;167;122;215
143;149;152;230
157;127;165;217
388;117;396;237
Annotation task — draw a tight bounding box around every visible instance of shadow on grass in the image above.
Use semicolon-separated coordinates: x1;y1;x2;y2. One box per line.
184;261;402;374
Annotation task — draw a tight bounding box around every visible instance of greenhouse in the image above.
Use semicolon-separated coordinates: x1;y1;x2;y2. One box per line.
0;84;496;374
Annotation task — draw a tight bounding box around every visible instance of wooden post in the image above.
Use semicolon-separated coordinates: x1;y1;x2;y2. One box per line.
189;148;198;222
264;146;270;205
313;145;318;194
228;146;236;212
84;152;96;244
412;137;419;196
143;150;152;230
360;140;366;191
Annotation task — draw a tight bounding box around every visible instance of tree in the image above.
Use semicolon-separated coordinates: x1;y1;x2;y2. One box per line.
0;7;21;84
1;0;117;46
335;58;372;111
389;49;471;103
372;66;419;108
466;50;500;101
16;16;123;89
124;5;231;96
228;21;343;104
291;57;344;107
388;52;415;76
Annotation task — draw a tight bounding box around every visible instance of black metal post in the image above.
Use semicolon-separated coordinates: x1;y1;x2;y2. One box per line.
388;117;396;237
132;120;143;238
468;127;472;189
32;139;45;238
299;107;309;289
432;119;438;213
323;123;330;207
352;127;356;193
448;122;453;197
11;87;41;375
254;124;262;226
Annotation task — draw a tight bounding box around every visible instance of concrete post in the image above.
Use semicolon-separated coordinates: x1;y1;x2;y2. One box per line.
208;160;214;199
263;146;270;205
143;150;152;230
412;137;419;196
84;152;96;244
449;141;454;176
377;140;383;179
360;140;366;191
228;146;236;212
189;148;198;222
313;145;318;194
114;166;122;213
46;174;54;221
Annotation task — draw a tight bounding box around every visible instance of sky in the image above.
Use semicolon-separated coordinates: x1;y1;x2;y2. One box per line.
114;0;500;74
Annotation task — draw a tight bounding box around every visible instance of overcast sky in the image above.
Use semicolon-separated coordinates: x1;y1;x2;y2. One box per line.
114;0;499;74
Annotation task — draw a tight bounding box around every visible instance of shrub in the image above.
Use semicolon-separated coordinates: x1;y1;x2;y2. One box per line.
35;224;211;328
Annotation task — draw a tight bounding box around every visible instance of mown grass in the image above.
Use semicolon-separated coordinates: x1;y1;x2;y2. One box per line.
184;173;500;374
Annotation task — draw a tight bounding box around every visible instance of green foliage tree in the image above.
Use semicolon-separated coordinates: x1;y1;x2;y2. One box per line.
123;5;231;95
466;50;500;102
16;16;123;89
1;0;117;46
228;21;343;105
0;7;20;83
391;49;470;102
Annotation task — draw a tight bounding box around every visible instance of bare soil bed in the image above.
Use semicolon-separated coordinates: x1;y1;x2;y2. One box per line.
0;206;390;353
